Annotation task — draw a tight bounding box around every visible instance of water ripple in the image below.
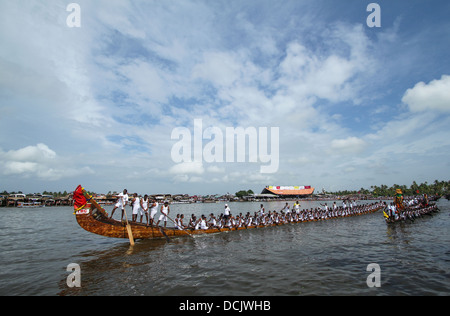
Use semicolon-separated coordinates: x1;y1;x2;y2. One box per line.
1;201;449;296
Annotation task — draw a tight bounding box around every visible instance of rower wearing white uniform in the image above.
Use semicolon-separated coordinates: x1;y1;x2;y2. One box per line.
156;202;170;228
131;193;141;222
140;194;149;224
281;202;290;214
224;204;231;220
175;214;185;230
149;199;159;227
199;215;208;230
209;213;217;228
110;189;129;221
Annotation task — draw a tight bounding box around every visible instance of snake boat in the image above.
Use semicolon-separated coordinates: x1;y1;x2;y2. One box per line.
74;185;384;241
383;203;439;224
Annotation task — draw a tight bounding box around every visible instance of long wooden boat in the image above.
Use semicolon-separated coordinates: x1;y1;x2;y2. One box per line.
74;185;384;241
383;203;439;224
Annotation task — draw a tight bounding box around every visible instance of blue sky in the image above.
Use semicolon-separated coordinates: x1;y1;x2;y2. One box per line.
0;0;449;195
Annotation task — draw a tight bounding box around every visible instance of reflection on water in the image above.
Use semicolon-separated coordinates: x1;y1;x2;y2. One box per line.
0;200;449;296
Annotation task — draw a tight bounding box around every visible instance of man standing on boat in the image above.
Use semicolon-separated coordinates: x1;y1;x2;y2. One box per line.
131;193;141;222
141;194;150;224
293;201;301;214
149;199;159;227
259;204;265;216
156;201;170;228
110;189;129;221
224;204;231;221
394;189;404;211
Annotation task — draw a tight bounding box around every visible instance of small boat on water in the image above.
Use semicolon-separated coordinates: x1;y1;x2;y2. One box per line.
74;185;384;241
17;201;45;208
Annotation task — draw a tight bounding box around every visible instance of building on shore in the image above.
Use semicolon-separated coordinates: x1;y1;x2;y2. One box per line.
261;185;315;199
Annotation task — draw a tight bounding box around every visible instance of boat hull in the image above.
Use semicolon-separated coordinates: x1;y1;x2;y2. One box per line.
76;205;285;239
76;203;383;240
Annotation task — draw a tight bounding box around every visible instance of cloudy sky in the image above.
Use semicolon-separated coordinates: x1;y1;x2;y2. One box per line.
1;0;449;195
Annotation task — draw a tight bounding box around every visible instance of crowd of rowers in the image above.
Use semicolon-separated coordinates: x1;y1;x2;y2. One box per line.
385;195;438;222
107;190;384;230
176;201;384;230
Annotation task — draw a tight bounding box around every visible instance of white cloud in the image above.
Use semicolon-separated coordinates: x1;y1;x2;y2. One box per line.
1;1;449;194
193;51;243;87
206;166;225;173
169;162;205;175
0;144;93;181
402;75;450;113
3;143;56;162
276;23;375;105
331;137;366;154
4;161;39;175
118;60;170;107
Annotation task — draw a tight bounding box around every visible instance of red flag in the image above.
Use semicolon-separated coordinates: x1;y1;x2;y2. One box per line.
73;185;87;212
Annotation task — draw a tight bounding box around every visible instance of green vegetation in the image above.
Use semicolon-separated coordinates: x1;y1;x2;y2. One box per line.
1;180;449;199
327;180;450;197
0;190;70;197
235;189;255;198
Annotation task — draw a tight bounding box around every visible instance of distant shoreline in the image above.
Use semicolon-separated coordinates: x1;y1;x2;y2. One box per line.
0;194;397;208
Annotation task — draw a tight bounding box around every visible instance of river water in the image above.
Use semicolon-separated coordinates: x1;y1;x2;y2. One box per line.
0;199;448;296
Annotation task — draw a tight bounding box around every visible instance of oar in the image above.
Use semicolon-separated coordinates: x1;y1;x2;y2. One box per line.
122;206;135;246
159;226;171;242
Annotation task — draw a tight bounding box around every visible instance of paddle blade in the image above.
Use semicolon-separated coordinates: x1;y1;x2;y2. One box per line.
159;227;171;242
126;224;135;246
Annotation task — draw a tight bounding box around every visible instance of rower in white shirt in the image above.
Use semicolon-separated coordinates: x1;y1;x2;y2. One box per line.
110;189;129;221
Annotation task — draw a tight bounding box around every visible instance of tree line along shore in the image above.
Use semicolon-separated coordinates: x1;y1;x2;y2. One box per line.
1;180;448;207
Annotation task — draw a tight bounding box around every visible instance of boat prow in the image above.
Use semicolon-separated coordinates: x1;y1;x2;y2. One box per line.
75;204;179;239
75;202;259;240
73;186;223;240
